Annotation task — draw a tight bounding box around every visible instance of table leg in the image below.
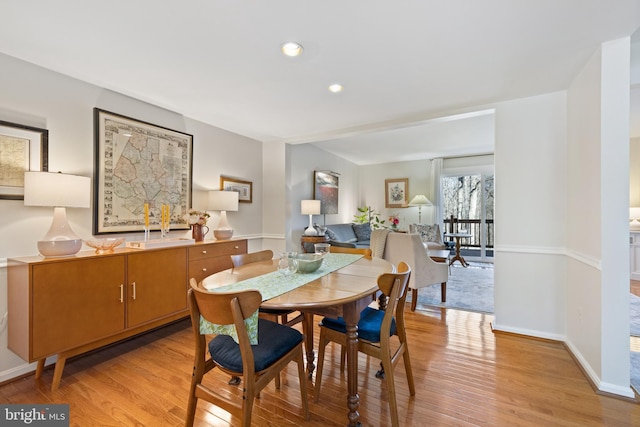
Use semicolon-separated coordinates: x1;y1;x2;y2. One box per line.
302;312;316;378
449;237;469;267
343;303;361;427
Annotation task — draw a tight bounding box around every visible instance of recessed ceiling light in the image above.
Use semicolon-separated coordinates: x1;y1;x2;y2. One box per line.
328;84;343;93
281;42;303;57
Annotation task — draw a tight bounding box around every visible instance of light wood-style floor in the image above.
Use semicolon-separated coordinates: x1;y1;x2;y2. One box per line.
1;306;639;426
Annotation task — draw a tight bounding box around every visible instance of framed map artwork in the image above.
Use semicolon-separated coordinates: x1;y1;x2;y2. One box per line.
93;108;193;234
0;120;48;200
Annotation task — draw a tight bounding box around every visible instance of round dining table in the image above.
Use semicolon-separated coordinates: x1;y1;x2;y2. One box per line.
201;255;394;427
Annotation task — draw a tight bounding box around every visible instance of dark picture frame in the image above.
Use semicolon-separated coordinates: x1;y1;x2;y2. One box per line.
385;178;409;208
314;171;339;214
93;108;193;234
220;175;252;203
0;120;48;200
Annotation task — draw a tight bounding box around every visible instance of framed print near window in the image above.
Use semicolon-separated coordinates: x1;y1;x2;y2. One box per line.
93;108;193;234
220;176;252;203
314;171;339;214
385;178;409;208
0;120;48;200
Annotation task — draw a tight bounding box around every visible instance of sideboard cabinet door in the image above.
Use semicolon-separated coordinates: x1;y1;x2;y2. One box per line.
126;247;188;328
31;256;126;360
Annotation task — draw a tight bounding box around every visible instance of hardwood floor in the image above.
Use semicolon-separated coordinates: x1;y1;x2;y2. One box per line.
1;307;639;426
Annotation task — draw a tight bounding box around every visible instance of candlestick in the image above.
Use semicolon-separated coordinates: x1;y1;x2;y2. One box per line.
144;203;149;228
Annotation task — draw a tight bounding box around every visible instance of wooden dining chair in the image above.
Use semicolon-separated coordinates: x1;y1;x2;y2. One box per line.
185;279;309;427
329;245;373;259
230;249;273;267
230;250;302;327
314;262;414;427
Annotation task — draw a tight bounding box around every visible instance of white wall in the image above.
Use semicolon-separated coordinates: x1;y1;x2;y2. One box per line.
359;160;433;228
631;137;640;205
287;143;360;250
566;38;632;397
492;91;568;339
0;53;263;381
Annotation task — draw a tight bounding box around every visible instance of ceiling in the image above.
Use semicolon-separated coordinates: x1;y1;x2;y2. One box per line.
1;1;640;165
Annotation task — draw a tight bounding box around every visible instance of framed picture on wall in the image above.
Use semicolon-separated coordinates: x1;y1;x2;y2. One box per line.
0;120;48;200
314;170;339;214
93;108;193;234
220;175;252;203
385;178;409;208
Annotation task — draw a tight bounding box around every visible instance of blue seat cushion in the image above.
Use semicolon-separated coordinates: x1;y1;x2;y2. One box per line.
208;318;303;372
321;307;396;343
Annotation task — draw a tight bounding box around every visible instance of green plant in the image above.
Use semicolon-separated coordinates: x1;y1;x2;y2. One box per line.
353;206;386;229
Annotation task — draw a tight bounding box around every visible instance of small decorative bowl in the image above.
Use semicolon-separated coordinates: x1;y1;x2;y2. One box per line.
296;253;324;273
84;238;125;254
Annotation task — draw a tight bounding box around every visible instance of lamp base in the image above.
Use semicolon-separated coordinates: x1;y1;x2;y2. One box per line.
37;239;83;257
304;226;318;236
214;229;234;240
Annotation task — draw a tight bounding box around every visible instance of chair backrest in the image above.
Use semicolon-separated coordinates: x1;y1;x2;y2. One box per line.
188;278;261;326
382;233;448;289
231;249;273;267
376;262;411;336
329;246;372;259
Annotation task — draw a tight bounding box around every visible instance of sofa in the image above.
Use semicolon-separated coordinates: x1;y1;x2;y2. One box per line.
324;223;371;248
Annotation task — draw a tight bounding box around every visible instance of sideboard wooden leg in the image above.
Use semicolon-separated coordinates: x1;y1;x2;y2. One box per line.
51;356;67;391
35;359;45;379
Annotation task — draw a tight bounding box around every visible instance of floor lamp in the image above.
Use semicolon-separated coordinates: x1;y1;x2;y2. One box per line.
408;195;432;224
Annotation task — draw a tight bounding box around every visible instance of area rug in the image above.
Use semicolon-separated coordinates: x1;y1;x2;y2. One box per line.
413;262;494;314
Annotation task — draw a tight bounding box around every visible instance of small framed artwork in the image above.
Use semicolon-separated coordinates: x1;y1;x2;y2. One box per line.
220;175;252;203
314;170;339;214
0;120;48;200
385;178;409;208
93;108;193;234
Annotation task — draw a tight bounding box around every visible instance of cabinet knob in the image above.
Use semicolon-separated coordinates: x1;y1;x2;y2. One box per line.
202;250;207;254
131;282;137;300
119;284;124;303
234;246;239;249
201;268;207;273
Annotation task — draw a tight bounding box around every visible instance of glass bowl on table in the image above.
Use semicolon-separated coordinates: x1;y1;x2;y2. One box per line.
84;238;125;254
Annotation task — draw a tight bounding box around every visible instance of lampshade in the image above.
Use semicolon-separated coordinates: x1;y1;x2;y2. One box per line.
301;199;321;215
208;191;239;240
208;190;239;212
24;171;91;208
408;195;432;207
24;171;91;257
301;199;321;236
631;207;640;230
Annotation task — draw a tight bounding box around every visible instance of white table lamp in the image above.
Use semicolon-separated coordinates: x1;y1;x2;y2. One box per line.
24;171;91;257
209;190;239;240
408;195;432;224
631;207;640;231
301;200;321;236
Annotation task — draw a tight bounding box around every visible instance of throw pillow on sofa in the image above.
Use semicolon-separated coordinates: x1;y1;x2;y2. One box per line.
352;223;371;242
413;224;443;245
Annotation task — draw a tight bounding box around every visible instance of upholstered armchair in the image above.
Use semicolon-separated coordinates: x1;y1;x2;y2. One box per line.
382;232;448;311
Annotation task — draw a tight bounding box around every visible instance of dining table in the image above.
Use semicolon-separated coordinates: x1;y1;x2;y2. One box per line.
201;253;395;427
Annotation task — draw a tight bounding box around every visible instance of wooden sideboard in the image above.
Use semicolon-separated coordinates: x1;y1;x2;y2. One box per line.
7;238;247;390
